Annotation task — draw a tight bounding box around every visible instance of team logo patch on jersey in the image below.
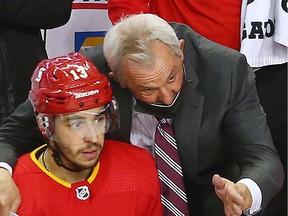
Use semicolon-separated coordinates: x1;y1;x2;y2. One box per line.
75;185;90;200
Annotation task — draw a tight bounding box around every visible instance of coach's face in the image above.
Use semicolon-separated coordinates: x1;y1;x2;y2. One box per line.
122;40;185;106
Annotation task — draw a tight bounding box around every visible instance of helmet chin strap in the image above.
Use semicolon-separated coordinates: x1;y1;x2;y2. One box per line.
51;153;82;172
50;143;83;173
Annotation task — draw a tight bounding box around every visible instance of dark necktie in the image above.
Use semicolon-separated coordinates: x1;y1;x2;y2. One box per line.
154;118;189;216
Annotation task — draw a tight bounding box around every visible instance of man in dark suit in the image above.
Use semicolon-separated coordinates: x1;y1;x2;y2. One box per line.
0;14;284;216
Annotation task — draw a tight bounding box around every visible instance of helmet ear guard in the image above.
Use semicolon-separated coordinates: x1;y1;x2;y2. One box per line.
35;113;53;139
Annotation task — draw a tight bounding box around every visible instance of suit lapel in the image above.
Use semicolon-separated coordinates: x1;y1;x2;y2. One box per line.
174;81;204;181
174;59;204;179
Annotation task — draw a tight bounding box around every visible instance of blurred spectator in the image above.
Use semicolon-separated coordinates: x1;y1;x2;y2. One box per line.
0;0;73;124
240;0;287;215
108;0;242;50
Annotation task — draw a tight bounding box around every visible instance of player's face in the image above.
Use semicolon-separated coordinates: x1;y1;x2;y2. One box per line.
52;106;106;170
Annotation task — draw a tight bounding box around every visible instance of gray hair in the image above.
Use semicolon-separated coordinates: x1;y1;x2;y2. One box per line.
103;13;182;85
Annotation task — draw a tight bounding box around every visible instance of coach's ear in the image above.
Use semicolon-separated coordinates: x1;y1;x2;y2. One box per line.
108;72;126;88
179;39;185;61
108;71;116;81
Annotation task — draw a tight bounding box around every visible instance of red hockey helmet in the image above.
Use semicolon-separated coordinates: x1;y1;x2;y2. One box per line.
29;52;112;114
29;52;119;138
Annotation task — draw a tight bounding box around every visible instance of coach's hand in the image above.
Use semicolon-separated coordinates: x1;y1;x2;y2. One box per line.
212;174;252;216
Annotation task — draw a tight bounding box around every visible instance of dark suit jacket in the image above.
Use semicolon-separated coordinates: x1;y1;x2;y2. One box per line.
0;22;284;216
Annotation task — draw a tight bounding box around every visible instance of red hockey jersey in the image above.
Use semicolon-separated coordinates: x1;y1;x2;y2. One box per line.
13;140;162;216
